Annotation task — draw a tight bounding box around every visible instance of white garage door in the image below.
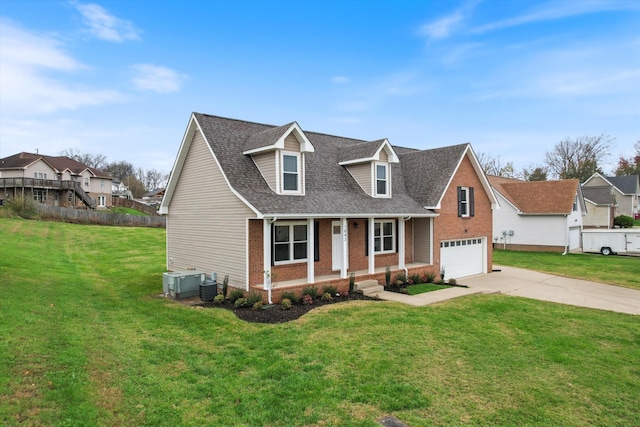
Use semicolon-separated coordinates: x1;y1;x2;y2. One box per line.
569;227;581;250
440;237;485;280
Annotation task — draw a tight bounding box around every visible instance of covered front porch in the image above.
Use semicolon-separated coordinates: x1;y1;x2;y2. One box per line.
249;215;437;302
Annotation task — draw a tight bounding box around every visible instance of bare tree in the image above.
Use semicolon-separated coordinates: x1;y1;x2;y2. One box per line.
145;169;169;191
614;140;640;176
477;152;517;178
544;134;613;182
60;148;108;170
104;160;136;182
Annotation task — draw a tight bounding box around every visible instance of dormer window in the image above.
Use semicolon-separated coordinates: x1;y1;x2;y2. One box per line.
375;163;388;196
282;152;300;193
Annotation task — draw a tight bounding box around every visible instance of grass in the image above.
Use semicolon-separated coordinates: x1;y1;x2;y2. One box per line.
1;217;639;426
406;283;452;295
494;249;640;290
110;207;148;216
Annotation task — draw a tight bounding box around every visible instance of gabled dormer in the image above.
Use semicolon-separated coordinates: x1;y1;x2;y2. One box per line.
338;139;399;198
243;122;314;195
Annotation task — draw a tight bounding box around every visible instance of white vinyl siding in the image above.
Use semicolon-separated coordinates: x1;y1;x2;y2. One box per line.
346;163;373;196
166;129;255;288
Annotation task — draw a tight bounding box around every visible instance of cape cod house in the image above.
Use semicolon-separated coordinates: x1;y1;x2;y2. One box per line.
160;113;497;301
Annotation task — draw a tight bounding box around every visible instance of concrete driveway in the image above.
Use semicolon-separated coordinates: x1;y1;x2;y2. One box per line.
460;266;640;315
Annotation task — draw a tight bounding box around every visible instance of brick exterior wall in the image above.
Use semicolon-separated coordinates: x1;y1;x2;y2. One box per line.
432;155;493;274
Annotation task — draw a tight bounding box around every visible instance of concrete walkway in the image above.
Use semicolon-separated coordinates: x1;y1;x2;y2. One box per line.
373;266;640;315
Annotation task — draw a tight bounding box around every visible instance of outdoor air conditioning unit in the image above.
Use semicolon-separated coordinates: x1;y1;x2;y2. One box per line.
163;271;206;299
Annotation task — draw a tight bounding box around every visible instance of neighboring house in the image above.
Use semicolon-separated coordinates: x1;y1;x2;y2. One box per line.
112;179;133;199
0;152;113;209
142;188;165;203
160;113;497;300
488;176;586;252
581;186;616;229
582;173;640;219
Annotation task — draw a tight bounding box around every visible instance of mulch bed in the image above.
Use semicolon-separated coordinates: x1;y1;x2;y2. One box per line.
194;292;378;324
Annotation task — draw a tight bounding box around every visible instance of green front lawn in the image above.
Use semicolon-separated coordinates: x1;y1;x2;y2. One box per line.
406;283;452;295
493;249;640;290
1;217;639;426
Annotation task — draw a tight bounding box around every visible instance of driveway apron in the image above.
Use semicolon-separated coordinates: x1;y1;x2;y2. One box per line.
460;266;640;315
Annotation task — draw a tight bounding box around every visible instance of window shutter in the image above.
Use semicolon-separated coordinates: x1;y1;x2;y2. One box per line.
314;221;320;262
395;219;399;253
457;187;463;217
270;224;275;266
469;187;475;217
364;220;369;256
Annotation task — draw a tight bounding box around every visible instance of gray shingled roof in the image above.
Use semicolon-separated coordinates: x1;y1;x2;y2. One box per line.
399;144;469;208
337;139;388;164
582;186;616;205
606;175;639;195
243;122;296;152
194;113;458;216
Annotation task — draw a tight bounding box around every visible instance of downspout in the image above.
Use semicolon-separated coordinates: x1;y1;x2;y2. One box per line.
562;214;568;255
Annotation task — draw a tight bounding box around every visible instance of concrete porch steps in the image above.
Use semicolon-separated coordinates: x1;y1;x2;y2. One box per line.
354;279;384;296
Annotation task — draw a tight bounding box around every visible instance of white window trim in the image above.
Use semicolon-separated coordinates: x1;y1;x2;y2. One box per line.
273;221;308;265
280;151;302;195
374;219;395;254
373;162;390;198
459;186;470;218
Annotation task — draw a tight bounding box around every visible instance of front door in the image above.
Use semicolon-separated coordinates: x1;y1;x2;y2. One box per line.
332;221;348;271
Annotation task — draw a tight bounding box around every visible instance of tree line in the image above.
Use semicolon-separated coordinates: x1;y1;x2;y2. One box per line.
477;135;640;182
60;149;169;198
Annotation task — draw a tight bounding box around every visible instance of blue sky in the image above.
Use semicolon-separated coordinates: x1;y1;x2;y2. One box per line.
1;0;639;175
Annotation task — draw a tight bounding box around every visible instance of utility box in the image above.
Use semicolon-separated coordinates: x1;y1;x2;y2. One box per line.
163;271;206;299
200;278;217;301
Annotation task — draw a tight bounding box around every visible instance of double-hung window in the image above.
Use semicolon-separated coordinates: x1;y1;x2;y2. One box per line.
458;186;475;217
84;177;89;187
374;220;395;253
274;222;307;263
282;153;300;193
375;163;388;196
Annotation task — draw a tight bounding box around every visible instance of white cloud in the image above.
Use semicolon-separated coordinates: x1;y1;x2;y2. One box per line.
419;10;465;40
130;64;187;93
331;76;350;84
471;0;640;34
74;2;141;42
0;19;122;115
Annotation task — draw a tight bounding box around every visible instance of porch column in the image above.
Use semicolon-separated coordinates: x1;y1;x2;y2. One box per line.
398;217;406;271
368;217;375;274
429;217;434;265
341;217;348;279
307;218;315;284
263;219;271;290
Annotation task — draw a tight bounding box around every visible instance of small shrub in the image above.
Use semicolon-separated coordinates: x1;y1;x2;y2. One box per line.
246;291;263;306
281;291;300;304
385;266;391;286
409;274;422;285
5;196;38;219
614;215;634;228
321;292;333;302
234;297;247;308
349;273;355;292
448;278;457;285
395;273;407;287
322;285;338;297
213;294;225;305
222;275;229;298
423;272;436;283
281;298;292;310
302;286;318;300
228;289;245;304
302;294;313;305
252;301;263;311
